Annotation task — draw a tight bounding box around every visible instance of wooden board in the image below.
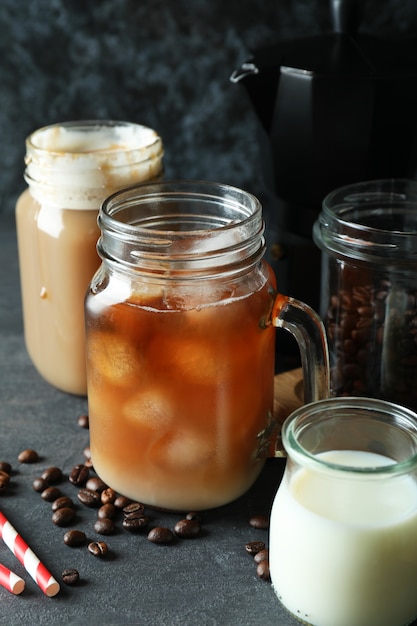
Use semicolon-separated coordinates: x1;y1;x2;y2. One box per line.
273;367;304;423
273;368;303;456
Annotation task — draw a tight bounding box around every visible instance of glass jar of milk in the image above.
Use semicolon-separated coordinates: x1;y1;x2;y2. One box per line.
15;121;163;395
270;396;417;626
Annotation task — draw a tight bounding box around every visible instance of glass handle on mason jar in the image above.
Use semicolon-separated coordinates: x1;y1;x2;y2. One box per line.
272;293;330;405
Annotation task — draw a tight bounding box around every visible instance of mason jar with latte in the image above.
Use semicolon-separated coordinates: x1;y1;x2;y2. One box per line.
16;120;164;395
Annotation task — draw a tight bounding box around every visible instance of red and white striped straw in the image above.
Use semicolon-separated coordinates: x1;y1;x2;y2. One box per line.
0;562;25;595
0;511;60;597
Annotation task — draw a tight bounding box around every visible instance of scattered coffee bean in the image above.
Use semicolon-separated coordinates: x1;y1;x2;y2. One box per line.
77;488;101;508
123;502;145;517
256;559;270;581
41;466;63;484
18;449;39;463
41;486;62;502
122;515;149;533
86;476;107;493
83;446;91;461
147;526;174;544
245;541;266;556
0;462;11;474
52;496;74;512
64;529;86;547
32;476;49;492
254;549;269;564
0;473;9;492
0;470;10;484
69;464;89;486
62;568;80;585
101;488;117;505
94;518;115;535
249;515;269;530
98;504;117;520
88;541;108;557
114;495;131;509
52;507;76;527
174;519;201;538
77;414;89;429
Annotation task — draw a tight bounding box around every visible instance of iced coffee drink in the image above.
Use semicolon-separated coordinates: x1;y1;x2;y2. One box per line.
84;181;330;511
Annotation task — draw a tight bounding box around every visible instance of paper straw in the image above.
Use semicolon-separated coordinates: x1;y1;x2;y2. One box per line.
0;511;60;597
0;563;25;595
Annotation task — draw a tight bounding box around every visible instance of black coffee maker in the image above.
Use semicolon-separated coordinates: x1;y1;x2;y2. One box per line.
231;0;417;316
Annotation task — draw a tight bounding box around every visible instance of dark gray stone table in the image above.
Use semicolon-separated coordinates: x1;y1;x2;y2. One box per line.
0;215;296;625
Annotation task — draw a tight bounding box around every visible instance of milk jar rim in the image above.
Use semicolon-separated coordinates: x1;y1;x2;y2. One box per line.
313;178;417;265
24;120;164;210
282;396;417;479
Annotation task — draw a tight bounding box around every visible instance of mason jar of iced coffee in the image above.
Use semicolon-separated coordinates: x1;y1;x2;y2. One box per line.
16;120;163;395
85;180;329;511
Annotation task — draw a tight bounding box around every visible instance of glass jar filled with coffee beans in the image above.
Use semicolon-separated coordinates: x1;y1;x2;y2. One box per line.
313;179;417;412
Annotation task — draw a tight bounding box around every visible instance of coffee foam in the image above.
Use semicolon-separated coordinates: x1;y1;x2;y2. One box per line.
25;122;164;209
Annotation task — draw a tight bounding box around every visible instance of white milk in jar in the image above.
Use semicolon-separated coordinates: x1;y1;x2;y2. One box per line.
270;397;417;626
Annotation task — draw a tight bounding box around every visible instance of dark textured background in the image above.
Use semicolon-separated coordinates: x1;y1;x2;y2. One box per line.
1;0;417;318
1;0;417;218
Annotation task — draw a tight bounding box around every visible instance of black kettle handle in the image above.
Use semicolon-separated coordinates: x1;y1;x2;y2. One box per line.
330;0;362;35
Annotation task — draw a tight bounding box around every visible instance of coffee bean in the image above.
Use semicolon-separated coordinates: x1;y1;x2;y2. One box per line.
77;414;89;429
325;277;417;411
62;568;79;585
249;515;269;530
147;527;174;544
0;470;10;484
114;495;131;509
0;474;9;492
41;486;62;502
186;511;202;522
256;559;270;581
32;476;49;492
83;446;91;461
69;464;89;486
88;541;108;557
123;502;145;517
86;476;107;493
18;449;39;463
174;519;201;538
122;515;149;533
0;462;11;474
254;549;269;564
41;466;63;484
98;504;117;520
245;541;265;556
64;529;86;547
93;518;115;535
52;507;76;527
52;496;74;512
77;488;101;508
101;488;117;505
